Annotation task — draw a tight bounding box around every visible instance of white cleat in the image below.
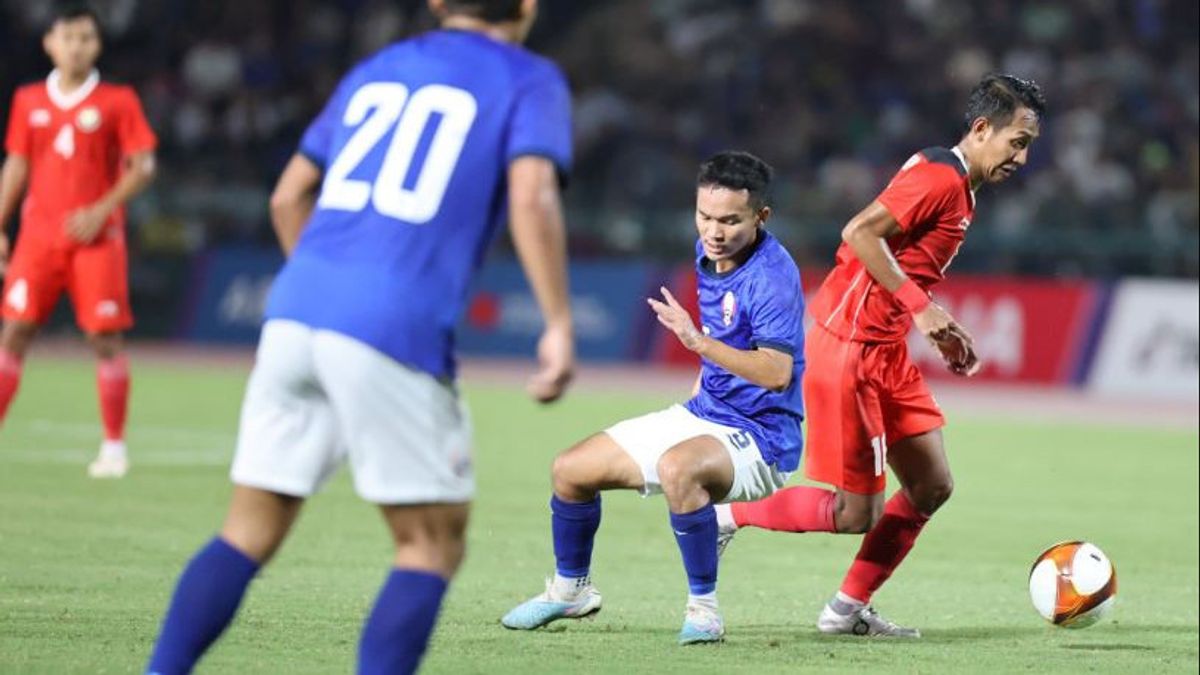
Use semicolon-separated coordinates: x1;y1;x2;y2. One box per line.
88;440;129;479
716;524;737;558
714;504;738;558
817;602;921;638
678;603;725;645
501;579;603;630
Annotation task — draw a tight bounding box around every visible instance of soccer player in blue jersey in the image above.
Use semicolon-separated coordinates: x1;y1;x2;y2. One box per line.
502;151;805;644
145;2;573;673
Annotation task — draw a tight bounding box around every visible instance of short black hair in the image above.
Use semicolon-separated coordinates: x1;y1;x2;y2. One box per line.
963;74;1046;132
47;3;102;34
696;151;774;209
442;0;524;22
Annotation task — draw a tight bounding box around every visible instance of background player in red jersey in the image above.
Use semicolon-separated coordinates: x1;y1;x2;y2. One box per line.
0;5;157;477
715;74;1045;636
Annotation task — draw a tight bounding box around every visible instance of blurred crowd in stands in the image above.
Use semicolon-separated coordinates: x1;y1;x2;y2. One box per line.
2;0;1197;277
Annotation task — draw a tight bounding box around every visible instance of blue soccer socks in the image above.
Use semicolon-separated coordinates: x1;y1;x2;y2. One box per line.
358;569;448;675
670;503;719;596
146;537;259;675
551;494;602;579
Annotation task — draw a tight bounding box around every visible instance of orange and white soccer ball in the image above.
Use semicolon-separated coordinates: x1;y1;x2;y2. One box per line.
1028;541;1117;628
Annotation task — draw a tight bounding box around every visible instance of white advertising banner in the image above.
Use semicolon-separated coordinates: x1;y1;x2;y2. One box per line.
1089;279;1199;400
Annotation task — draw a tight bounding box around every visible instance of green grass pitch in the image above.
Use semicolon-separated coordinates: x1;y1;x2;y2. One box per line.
1;356;1197;674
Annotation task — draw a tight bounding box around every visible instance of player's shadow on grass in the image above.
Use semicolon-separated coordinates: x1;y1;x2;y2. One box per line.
733;624;1047;643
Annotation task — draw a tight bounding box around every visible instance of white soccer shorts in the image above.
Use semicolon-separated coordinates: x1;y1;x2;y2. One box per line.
231;320;474;504
604;404;788;503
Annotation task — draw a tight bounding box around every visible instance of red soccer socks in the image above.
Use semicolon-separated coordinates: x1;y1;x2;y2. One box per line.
0;350;22;425
730;486;837;533
97;355;130;441
839;490;929;603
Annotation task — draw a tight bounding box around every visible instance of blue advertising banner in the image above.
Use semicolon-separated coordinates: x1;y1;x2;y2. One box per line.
182;249;662;361
457;261;660;361
180;248;283;343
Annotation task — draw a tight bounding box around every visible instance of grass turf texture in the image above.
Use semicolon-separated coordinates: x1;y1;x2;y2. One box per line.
0;357;1197;674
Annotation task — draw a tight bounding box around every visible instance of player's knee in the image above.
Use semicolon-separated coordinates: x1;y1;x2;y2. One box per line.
87;332;123;359
912;479;953;515
393;514;468;577
551;452;586;497
0;322;37;356
655;453;697;498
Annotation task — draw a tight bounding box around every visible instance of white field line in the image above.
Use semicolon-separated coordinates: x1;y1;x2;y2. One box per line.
26;418;235;444
6;419;234;466
4;447;231;466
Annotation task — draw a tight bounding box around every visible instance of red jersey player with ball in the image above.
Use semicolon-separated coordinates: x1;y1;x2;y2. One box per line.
0;5;157;477
715;74;1045;636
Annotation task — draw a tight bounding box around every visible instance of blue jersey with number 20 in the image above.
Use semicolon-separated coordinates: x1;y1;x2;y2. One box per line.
265;29;572;379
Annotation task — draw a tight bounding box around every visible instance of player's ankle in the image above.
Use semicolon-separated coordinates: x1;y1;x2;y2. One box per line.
687;591;718;612
550;573;590;600
832;590;867;614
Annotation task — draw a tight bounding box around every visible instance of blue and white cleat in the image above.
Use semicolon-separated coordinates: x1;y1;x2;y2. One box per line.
678;605;725;645
501;580;602;630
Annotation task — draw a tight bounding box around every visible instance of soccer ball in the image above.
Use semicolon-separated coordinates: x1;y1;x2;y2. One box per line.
1028;541;1117;629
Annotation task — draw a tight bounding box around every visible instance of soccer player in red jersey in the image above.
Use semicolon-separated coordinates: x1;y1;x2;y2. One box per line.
715;74;1045;636
0;5;157;477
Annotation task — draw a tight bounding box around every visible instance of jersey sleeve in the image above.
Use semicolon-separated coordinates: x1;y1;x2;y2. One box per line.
506;64;573;182
876;159;960;232
5;89;30;156
748;274;803;355
297;79;350;170
117;88;158;154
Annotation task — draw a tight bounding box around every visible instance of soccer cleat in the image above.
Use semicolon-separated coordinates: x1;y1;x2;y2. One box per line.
713;504;738;558
716;524;737;558
501;579;602;630
817;602;921;638
87;440;129;479
678;604;725;645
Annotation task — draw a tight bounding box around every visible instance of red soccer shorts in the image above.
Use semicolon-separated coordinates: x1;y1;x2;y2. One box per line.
803;324;945;495
2;231;133;334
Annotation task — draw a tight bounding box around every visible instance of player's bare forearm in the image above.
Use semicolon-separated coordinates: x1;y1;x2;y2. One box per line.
694;338;793;392
269;154;322;256
846;201;969;354
508;156;571;331
0;154;30;230
94;152;155;216
842;200;910;293
508;157;574;403
647;287;790;391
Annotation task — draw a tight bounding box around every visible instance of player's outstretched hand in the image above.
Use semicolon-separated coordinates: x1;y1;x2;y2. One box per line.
527;322;574;404
65;204;110;244
915;302;981;376
931;322;982;377
647;286;704;352
0;233;9;277
936;326;982;376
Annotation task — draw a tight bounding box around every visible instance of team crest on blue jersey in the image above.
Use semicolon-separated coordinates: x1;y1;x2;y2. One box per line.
722;291;737;326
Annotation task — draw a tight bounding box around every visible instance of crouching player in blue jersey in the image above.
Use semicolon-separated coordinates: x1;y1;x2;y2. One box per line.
145;1;574;673
502;151;805;644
